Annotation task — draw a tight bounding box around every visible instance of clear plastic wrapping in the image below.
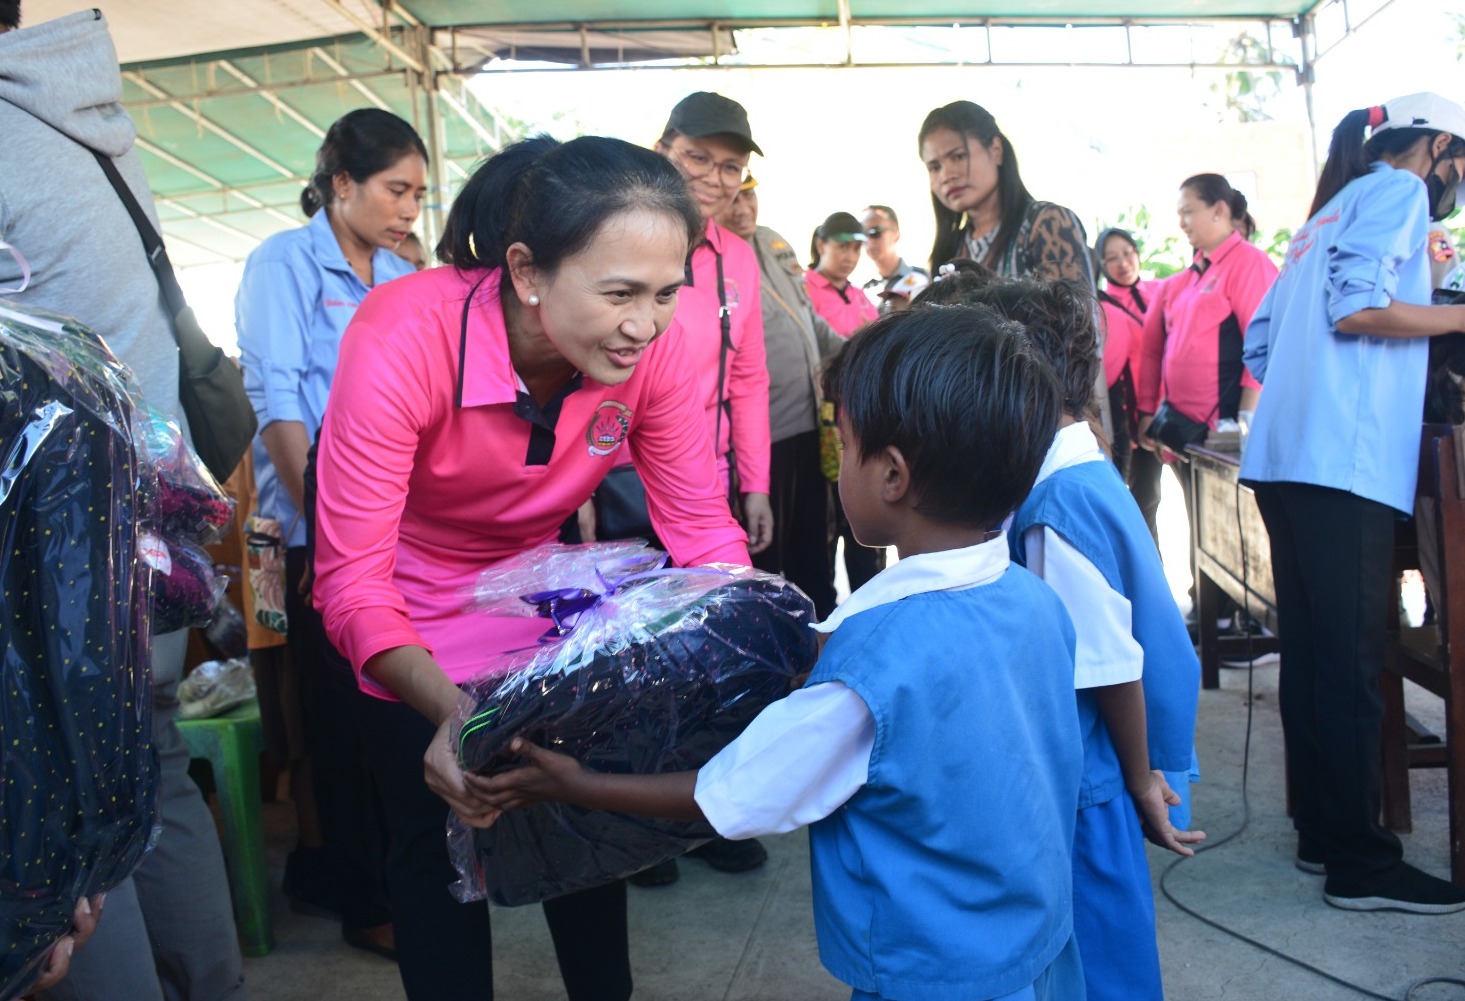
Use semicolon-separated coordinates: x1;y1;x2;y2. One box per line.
0;301;159;998
451;541;818;906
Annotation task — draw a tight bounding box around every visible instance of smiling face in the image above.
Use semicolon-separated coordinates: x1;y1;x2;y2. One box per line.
1176;186;1233;254
332;152;428;250
718;187;759;240
1101;233;1140;286
921;126;1002;219
510;208;691;387
660;133;750;222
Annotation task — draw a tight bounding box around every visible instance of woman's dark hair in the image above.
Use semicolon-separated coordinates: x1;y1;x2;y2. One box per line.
1181;173;1256;241
437;134;701;275
1308;109;1442;217
820;304;1060;529
914;261;1098;420
0;1;20;29
918;101;1034;276
301;109;428;218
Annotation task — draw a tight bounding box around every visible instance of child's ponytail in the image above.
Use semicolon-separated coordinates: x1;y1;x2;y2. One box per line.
1307;108;1374;218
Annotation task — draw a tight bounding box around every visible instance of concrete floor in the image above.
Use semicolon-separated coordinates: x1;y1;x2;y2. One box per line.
232;471;1465;1000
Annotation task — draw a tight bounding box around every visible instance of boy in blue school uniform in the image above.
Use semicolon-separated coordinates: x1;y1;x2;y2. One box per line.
915;268;1205;1001
474;306;1088;1001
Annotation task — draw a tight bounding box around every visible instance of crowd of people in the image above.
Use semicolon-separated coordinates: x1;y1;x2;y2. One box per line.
5;2;1465;1000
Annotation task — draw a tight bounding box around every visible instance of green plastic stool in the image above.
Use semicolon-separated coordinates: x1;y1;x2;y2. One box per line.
176;698;273;956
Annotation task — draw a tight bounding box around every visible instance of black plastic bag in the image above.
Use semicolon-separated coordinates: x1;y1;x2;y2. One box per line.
0;302;159;999
452;542;818;906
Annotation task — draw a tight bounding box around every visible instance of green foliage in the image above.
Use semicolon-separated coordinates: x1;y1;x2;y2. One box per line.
1208;31;1295;124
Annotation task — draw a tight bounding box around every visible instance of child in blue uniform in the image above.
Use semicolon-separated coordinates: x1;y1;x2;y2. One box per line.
474;306;1087;1001
1240;93;1465;914
916;268;1205;1001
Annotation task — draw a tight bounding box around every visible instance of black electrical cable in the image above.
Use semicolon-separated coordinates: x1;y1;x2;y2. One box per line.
1157;472;1465;1001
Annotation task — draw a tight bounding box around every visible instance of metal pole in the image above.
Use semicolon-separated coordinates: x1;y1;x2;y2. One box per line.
1295;14;1320;177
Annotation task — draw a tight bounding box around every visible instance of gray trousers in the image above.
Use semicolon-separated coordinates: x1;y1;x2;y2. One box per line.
41;630;247;1001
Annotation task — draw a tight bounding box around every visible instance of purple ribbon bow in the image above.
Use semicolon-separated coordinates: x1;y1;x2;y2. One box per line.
521;553;723;642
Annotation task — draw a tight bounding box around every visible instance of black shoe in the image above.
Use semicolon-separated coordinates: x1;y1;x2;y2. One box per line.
283;847;341;919
1324;863;1465;914
342;925;398;962
1295;835;1326;875
687;837;768;873
627;858;680;887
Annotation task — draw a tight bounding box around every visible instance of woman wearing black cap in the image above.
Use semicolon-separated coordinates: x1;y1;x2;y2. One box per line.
805;212;880;337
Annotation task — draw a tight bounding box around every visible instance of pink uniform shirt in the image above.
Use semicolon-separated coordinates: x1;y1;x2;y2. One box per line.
1098;278;1161;389
313;267;751;694
672;219;771;495
804;269;879;337
1137;232;1277;426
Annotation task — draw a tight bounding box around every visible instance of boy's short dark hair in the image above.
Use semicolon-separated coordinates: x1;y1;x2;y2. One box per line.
0;1;20;30
821;305;1060;530
915;261;1099;420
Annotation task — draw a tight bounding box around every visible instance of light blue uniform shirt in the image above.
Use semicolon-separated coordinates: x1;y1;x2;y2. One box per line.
1240;162;1432;514
236;210;414;545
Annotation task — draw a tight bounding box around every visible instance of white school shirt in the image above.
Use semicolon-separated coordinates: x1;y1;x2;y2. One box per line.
693;536;1013;840
1007;421;1146;691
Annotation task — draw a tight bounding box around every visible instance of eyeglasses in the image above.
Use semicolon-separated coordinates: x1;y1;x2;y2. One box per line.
864;227;890;239
668;146;749;188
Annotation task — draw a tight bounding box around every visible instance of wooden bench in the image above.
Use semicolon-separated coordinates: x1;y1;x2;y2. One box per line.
1381;424;1465;886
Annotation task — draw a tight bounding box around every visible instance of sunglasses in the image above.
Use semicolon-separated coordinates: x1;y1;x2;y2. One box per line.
864;227;890;239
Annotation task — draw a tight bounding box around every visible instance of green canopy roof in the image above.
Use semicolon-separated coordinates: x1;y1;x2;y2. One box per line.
24;0;1353;263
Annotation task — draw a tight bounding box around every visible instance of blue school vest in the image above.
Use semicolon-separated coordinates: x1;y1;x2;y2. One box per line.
1010;459;1200;779
806;568;1082;1001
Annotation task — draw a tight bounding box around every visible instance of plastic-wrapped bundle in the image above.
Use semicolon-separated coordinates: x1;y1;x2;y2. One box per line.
453;541;818;906
0;301;158;999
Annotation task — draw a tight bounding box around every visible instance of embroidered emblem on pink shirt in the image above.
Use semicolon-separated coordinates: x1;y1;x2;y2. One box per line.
587;401;632;457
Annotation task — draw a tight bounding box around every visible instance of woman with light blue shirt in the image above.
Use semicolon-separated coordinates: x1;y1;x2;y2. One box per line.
1240;92;1465;916
236;107;427;957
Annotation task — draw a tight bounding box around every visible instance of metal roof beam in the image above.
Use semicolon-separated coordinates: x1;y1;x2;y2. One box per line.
133;136;300;228
123;71;297;178
215;59;327;139
320;0;425;72
309;46;394;110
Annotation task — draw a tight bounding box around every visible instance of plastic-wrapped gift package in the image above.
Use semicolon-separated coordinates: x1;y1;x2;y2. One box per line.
0;301;159;999
452;541;818;906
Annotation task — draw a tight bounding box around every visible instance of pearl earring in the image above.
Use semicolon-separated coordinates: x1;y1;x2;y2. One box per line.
527;294;540;306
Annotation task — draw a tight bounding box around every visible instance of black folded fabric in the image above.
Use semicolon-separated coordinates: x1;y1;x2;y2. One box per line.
0;309;158;998
458;571;817;906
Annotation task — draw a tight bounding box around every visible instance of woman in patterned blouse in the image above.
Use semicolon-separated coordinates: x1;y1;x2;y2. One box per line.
919;100;1094;292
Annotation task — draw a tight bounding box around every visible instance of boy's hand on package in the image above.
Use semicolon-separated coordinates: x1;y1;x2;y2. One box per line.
473;738;586;812
1132;770;1205;857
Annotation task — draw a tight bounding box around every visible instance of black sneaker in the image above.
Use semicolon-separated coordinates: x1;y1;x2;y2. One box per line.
627;858;680;887
1295;835;1326;875
687;836;768;873
1324;863;1465;914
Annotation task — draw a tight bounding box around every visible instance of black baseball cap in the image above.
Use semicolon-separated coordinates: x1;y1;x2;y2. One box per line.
816;212;867;243
665;92;763;156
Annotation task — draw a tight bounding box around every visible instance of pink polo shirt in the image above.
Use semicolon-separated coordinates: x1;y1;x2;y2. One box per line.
1137;232;1277;426
313;266;750;694
671;219;771;495
804;269;878;337
1098;277;1161;389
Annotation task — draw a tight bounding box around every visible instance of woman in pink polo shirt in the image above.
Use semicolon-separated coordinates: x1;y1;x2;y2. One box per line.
1136;173;1277;623
804;211;880;337
311;135;750;1001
